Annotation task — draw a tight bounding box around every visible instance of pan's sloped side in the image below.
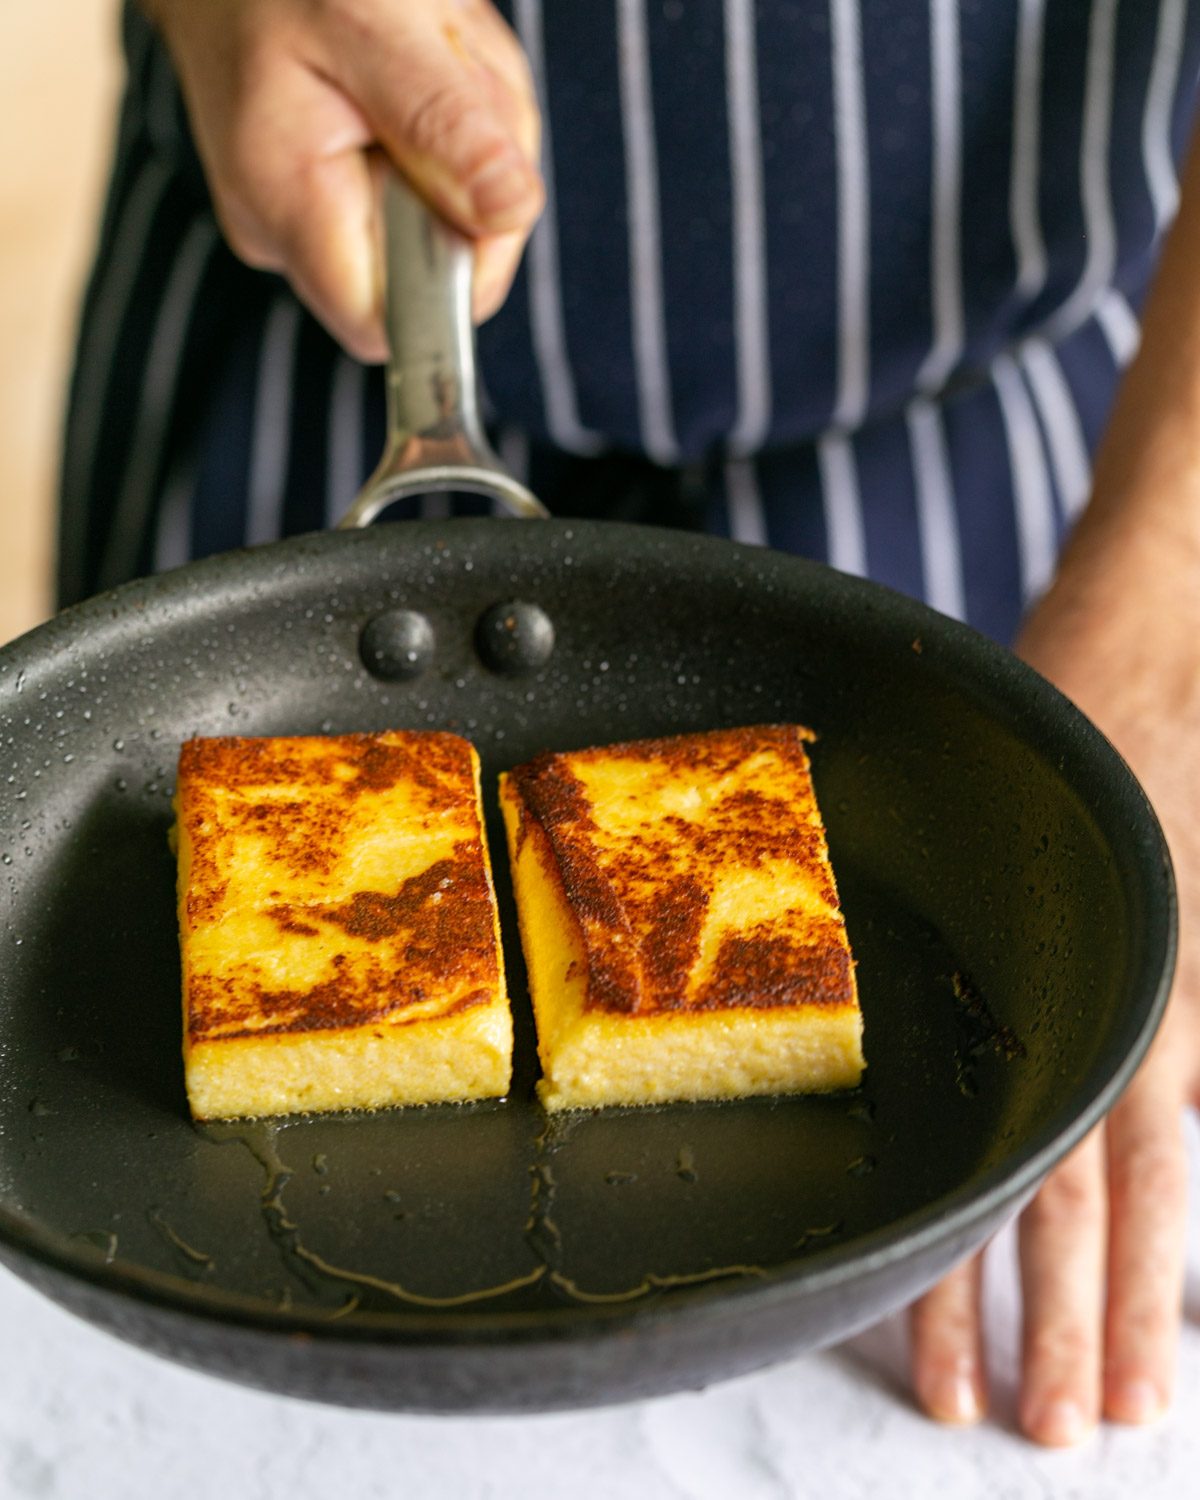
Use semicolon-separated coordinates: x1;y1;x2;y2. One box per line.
0;521;1175;1410
0;1207;998;1413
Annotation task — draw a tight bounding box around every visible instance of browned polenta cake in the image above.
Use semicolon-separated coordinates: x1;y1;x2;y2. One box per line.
499;725;863;1111
174;731;510;1120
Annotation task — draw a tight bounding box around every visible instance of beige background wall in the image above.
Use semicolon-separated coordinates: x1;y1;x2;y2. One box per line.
0;3;122;646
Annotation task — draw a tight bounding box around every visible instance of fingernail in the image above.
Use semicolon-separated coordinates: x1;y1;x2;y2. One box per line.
1111;1378;1164;1424
929;1371;982;1425
1028;1398;1091;1447
469;156;535;225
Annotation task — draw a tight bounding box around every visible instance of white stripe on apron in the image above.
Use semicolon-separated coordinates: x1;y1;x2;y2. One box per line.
1018;338;1093;521
723;455;768;546
993;353;1058;601
616;0;679;464
325;351;365;529
145;37;180;159
1144;0;1189;234
151;458;196;575
97;217;219;590
830;0;871;429
917;0;965;393
59;157;174;601
1095;287;1142;365
244;298;302;547
497;426;532;515
514;0;604;455
724;0;773;453
419;493;452;520
1047;0;1120;339
907;397;966;618
817;431;867;577
1011;0;1049;301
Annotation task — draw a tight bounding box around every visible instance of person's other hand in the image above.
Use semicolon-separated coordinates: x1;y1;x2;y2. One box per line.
908;529;1200;1444
143;0;544;359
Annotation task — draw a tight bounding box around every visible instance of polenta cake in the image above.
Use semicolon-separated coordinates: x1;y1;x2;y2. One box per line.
499;725;863;1111
173;731;511;1120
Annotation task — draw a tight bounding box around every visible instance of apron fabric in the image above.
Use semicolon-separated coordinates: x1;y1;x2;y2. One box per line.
58;0;1200;646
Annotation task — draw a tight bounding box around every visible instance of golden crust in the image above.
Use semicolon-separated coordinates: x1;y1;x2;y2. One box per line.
174;731;510;1118
504;724;858;1020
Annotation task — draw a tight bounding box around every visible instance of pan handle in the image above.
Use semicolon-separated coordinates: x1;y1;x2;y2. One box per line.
337;171;548;528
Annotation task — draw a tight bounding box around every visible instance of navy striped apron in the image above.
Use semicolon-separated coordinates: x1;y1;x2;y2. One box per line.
58;1;1200;646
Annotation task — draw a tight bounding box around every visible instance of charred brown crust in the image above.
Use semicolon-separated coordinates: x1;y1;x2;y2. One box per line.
178;732;499;1043
691;928;854;1012
508;724;855;1017
179;732;476;925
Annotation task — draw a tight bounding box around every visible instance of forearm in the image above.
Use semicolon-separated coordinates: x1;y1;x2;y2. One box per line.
1050;121;1200;604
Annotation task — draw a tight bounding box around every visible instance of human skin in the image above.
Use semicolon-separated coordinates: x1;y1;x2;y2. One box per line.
144;0;1200;1446
141;0;545;358
909;117;1200;1447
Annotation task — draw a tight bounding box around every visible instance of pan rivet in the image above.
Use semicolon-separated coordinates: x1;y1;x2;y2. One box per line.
476;601;555;676
359;610;435;680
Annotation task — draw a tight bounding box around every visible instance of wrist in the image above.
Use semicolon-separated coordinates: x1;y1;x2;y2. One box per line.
1020;520;1200;715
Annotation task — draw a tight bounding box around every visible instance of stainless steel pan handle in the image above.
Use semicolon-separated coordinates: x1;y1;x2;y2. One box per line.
337;171;547;528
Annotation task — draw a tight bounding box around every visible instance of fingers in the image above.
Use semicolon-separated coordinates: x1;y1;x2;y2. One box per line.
1103;1081;1189;1424
473;229;529;322
204;56;390;361
334;1;544;241
448;0;542;156
909;1254;987;1424
1017;1128;1107;1445
162;0;543;355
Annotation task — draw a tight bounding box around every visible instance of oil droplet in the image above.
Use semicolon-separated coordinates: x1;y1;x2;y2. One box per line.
148;1208;216;1270
72;1230;117;1263
794;1221;844;1252
675;1146;698;1184
846;1154;877;1177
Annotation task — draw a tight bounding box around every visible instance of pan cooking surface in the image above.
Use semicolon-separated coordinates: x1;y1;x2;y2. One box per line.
0;853;1016;1314
0;522;1172;1404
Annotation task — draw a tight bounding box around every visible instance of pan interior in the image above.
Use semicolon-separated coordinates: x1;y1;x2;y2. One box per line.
0;522;1165;1326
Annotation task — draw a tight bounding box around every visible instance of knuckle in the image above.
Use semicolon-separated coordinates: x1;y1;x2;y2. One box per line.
318;0;381;45
207;84;281;257
406;82;502;173
1023;1166;1104;1235
1111;1296;1176;1348
212;166;276;267
1110;1137;1188;1213
219;217;277;274
1025;1321;1097;1372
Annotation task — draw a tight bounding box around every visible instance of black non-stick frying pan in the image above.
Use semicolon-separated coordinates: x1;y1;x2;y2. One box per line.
0;186;1176;1413
0;515;1175;1412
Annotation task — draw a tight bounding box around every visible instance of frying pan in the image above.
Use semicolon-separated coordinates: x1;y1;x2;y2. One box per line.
0;187;1175;1414
0;517;1175;1411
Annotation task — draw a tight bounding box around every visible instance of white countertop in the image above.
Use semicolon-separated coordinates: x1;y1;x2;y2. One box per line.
3;1113;1198;1500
